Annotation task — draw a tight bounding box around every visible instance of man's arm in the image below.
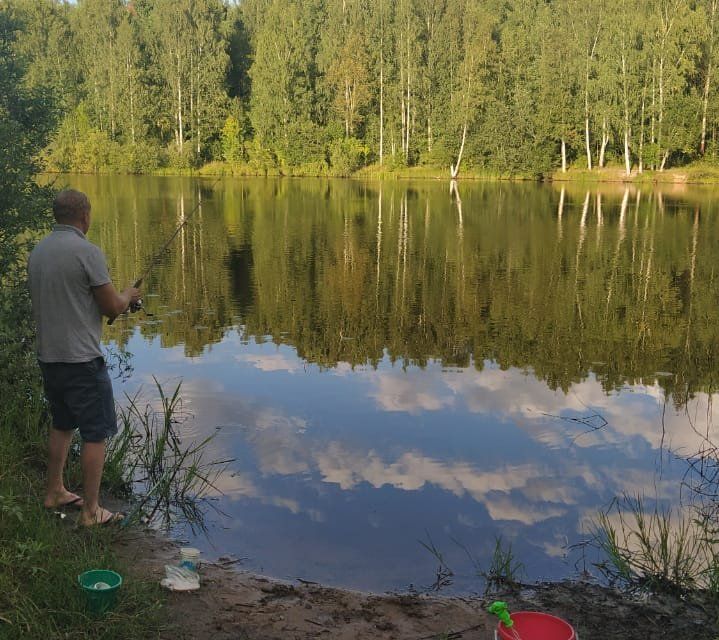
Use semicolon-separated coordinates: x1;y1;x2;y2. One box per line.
92;283;141;320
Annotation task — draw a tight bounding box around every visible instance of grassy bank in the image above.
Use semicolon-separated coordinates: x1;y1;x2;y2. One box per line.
148;160;719;184
551;163;719;184
0;341;164;639
160;160;535;181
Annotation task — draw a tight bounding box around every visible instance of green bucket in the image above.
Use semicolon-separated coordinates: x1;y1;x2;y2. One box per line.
78;569;123;615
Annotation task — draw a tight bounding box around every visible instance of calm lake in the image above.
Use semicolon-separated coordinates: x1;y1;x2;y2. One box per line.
59;175;719;592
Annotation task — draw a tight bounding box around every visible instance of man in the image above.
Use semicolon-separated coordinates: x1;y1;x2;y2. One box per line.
28;189;141;526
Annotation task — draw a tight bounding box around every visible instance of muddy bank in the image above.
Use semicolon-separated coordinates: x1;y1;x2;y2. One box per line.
115;529;717;640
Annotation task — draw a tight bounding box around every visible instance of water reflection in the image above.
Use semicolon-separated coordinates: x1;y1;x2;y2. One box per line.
54;174;719;591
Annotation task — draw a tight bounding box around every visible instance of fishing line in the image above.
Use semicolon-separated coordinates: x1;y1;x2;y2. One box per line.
108;177;223;325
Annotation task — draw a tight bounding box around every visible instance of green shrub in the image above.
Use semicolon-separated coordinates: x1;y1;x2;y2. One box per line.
247;139;277;175
165;143;195;170
329;137;368;176
221;115;245;162
419;139;454;168
117;140;163;174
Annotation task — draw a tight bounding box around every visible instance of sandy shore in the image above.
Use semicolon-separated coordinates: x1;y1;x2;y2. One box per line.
114;528;717;640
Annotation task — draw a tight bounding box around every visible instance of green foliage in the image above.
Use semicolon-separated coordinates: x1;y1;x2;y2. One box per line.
276;120;328;169
0;10;54;279
0;8;164;637
44;106;163;174
117;140;163;175
247;139;277;175
221;115;245;162
329;137;368;176
10;0;719;174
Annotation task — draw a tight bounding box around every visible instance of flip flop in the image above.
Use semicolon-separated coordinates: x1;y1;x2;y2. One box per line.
81;509;125;528
45;495;84;511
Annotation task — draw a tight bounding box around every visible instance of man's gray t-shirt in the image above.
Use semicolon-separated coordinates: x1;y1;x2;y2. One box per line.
28;224;111;363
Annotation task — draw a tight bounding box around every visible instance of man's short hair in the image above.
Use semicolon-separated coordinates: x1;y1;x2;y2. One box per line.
53;189;90;222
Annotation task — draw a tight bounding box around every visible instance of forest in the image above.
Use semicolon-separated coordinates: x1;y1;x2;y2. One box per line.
5;0;719;177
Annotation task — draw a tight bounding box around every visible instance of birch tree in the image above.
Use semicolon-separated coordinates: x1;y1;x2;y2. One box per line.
566;0;605;170
394;0;421;163
607;1;644;176
538;3;579;173
449;1;496;178
249;0;314;154
320;1;371;138
148;0;192;155
700;0;719;155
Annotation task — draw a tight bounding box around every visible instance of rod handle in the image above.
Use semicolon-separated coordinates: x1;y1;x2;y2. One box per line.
106;278;144;326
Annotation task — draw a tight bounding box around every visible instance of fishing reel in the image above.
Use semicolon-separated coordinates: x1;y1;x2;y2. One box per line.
129;298;153;318
129;298;143;314
107;296;151;326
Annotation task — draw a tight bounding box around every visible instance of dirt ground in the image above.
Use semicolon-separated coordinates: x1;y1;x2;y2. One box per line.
116;529;718;640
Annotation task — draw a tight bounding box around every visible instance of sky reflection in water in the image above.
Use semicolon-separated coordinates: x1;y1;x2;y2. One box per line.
114;331;707;592
61;174;719;592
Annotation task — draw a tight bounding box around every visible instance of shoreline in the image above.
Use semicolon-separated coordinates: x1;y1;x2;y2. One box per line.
119;527;717;640
42;163;719;185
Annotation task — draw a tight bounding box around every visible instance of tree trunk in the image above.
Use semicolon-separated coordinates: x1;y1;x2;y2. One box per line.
379;2;385;165
599;117;609;168
639;85;646;173
582;29;600;170
658;53;665;166
624;128;631;177
650;57;656;169
177;51;183;153
127;53;135;145
621;49;631;177
701;67;712;156
379;54;384;164
196;45;201;157
404;24;411;162
561;137;567;173
659;149;669;171
701;0;717;155
345;78;350;137
450;122;467;179
585;113;592;170
189;50;194;152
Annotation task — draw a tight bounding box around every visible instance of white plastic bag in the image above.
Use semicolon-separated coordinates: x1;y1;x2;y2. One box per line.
160;564;200;591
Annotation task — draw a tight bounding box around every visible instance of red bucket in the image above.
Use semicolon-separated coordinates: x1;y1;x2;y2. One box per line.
497;611;576;640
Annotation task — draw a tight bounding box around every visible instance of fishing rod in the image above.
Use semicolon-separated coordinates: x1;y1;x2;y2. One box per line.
108;177;222;326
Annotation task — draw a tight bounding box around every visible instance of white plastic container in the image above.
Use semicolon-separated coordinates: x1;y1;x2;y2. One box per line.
179;547;201;570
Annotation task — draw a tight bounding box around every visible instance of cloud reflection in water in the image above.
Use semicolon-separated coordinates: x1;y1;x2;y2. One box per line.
113;333;714;591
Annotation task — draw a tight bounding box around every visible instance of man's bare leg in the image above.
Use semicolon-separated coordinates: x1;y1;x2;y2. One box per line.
79;440;116;525
44;427;83;508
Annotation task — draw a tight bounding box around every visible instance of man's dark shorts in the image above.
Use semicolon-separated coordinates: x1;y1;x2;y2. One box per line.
39;357;117;443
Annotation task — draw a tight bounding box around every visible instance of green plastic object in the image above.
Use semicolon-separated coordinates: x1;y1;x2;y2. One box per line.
78;569;123;615
488;601;514;628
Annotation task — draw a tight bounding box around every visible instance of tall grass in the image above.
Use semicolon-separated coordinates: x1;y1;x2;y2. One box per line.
593;495;716;594
418;533;524;594
105;378;229;530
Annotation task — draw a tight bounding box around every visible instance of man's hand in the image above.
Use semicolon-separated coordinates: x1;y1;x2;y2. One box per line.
123;286;142;307
93;283;142;319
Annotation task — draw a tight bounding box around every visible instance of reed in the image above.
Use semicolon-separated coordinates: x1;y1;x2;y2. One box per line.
592;495;714;594
481;536;524;593
106;378;228;530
